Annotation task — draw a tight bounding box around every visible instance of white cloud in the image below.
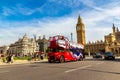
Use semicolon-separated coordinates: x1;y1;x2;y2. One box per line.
15;4;36;15
50;0;82;7
2;5;38;16
78;1;120;42
2;7;15;16
0;17;78;46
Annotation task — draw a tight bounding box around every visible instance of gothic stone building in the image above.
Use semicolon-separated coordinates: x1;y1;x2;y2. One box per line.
86;40;105;54
37;35;48;55
76;14;120;56
76;15;86;45
8;34;39;56
0;46;9;56
0;34;49;57
76;15;105;54
105;24;120;56
85;23;120;56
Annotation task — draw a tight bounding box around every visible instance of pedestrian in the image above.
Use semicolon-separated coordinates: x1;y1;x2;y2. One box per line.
6;54;12;63
79;49;83;60
40;55;43;60
11;54;14;63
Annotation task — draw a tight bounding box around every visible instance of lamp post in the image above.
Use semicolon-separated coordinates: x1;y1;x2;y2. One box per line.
70;32;73;42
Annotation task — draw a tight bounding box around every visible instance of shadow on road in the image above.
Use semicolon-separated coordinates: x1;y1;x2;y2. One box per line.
31;57;120;65
82;69;120;75
33;60;80;64
84;58;120;62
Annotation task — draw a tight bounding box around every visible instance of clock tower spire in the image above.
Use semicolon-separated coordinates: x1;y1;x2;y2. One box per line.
76;15;86;45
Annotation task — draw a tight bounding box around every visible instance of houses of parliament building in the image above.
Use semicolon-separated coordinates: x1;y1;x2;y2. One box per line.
76;15;120;56
0;15;120;56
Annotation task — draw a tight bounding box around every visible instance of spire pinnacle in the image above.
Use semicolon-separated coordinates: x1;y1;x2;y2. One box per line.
113;23;115;28
77;14;83;24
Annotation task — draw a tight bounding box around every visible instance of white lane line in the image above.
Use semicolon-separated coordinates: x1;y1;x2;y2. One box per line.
0;71;9;73
65;65;92;73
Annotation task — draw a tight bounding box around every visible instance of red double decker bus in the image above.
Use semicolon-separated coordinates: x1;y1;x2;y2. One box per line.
47;35;84;63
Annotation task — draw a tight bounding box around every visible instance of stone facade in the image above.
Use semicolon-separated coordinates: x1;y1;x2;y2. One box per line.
7;34;39;56
76;15;120;56
76;15;86;45
0;34;49;57
86;40;105;54
105;24;120;56
37;35;48;55
0;46;9;55
76;15;105;54
85;23;120;56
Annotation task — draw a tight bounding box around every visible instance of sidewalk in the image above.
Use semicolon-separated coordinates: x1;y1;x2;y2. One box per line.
85;56;93;59
0;59;48;66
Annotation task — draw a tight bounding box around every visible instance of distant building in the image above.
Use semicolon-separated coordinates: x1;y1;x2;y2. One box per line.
76;15;120;56
8;34;39;56
37;35;48;55
76;15;86;45
85;23;120;56
76;15;105;54
105;23;120;56
86;40;105;54
0;34;49;57
0;46;9;55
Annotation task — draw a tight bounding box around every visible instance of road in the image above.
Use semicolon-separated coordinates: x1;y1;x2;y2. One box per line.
0;58;120;80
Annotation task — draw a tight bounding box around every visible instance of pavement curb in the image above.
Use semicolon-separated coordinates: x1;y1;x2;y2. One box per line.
0;59;48;66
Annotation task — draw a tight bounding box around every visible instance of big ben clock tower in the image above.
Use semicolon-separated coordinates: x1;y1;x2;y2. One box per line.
76;15;86;45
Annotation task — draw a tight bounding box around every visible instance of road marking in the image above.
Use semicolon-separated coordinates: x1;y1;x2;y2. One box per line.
65;65;92;73
0;71;9;73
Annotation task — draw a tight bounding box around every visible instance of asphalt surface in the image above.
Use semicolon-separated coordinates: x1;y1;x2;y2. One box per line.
0;58;120;80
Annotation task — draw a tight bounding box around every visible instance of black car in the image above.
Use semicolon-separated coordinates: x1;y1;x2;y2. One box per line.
104;52;115;60
93;53;102;58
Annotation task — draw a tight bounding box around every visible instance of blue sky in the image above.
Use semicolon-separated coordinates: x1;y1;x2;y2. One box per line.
0;0;120;45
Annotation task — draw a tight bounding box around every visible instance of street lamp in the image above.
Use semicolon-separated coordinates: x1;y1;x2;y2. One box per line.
70;32;73;42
